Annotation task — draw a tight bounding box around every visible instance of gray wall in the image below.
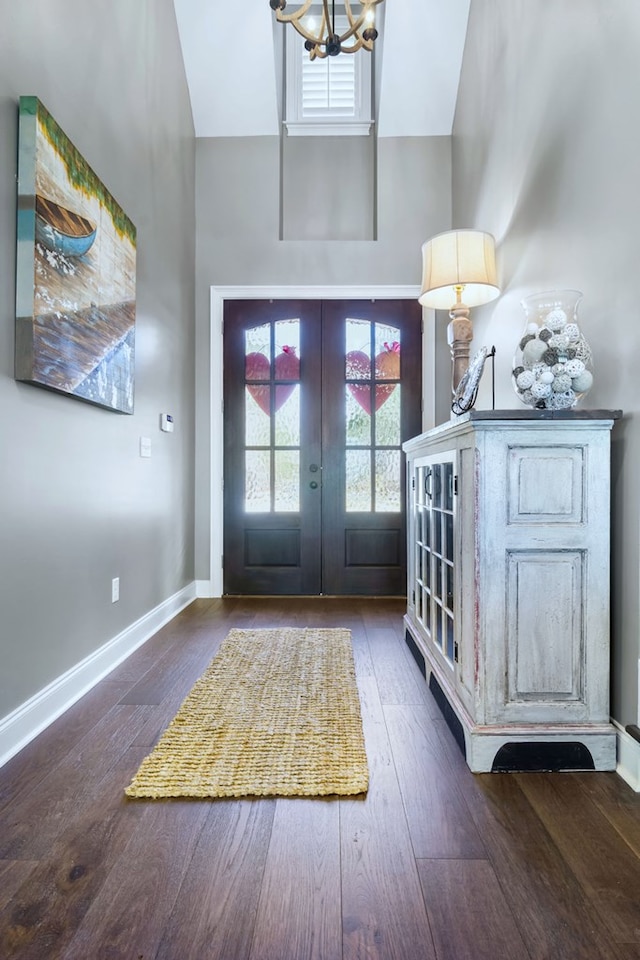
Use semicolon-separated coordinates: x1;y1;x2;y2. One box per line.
452;0;640;726
0;1;196;718
282;136;375;240
194;134;452;579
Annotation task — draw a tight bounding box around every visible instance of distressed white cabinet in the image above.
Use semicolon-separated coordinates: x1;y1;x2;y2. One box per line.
403;410;620;773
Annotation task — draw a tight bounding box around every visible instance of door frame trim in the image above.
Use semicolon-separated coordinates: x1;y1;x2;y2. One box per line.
203;285;435;598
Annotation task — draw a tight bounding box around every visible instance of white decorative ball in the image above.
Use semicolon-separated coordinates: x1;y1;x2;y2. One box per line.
573;336;592;364
549;389;576;409
539;370;554;384
549;334;569;351
545;308;568;330
531;380;552;399
552;363;565;374
516;370;535;390
564;322;580;341
526;322;539;335
552;373;572;392
532;362;546;377
564;358;585;378
522;338;548;365
572;369;593;393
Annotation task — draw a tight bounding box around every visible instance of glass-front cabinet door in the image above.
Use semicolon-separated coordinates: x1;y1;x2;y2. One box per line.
410;452;457;668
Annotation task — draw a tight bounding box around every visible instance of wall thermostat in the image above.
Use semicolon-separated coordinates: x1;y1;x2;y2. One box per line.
160;413;174;433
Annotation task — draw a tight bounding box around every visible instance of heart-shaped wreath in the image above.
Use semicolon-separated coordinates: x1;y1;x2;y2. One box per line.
346;341;400;414
245;345;300;415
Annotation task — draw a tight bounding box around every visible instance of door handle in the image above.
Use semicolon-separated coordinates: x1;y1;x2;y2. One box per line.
309;463;319;473
310;480;319;489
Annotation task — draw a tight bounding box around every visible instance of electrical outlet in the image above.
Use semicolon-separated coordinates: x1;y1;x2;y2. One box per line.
111;577;120;603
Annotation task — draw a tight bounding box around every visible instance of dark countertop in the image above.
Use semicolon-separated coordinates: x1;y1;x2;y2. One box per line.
465;408;623;421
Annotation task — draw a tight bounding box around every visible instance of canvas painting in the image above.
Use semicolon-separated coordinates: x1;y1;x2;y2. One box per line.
15;96;136;413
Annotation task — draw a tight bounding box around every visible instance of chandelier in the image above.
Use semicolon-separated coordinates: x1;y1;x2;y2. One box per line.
269;1;384;59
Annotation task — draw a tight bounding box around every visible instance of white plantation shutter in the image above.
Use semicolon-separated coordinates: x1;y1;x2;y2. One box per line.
285;18;373;136
302;52;356;117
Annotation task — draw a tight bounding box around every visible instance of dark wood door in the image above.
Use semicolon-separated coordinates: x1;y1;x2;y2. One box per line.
223;299;422;595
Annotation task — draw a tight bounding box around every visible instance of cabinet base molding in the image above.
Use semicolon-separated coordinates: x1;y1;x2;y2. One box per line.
405;623;617;774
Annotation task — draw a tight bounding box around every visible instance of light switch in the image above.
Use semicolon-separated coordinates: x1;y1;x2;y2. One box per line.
140;436;152;458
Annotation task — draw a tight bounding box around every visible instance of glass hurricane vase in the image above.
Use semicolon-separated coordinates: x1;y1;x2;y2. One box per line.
512;290;593;410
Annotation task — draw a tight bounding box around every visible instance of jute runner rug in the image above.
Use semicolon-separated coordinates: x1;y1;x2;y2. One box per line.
125;627;368;799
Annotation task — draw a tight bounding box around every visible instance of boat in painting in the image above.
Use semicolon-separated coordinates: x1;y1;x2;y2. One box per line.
35;194;97;257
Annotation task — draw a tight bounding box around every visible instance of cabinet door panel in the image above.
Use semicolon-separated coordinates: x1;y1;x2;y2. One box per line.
506;551;585;714
507;445;585;523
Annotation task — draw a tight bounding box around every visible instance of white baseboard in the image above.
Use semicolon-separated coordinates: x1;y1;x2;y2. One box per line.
614;721;640;792
0;582;197;769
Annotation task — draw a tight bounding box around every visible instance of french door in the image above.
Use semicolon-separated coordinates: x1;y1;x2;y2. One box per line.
223;299;422;595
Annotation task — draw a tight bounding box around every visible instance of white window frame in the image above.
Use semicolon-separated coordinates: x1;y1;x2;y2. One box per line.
284;17;373;137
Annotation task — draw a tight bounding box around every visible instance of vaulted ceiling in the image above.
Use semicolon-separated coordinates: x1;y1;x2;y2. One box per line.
173;0;471;138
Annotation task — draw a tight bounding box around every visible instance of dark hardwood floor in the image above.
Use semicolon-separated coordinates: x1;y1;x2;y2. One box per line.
1;597;639;959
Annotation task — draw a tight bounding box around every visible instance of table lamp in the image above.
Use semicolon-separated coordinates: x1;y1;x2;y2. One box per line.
419;229;500;392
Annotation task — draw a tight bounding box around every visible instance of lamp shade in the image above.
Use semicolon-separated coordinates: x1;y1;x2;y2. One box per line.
419;229;499;309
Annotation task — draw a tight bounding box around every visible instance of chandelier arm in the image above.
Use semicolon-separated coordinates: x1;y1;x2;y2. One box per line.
340;3;371;45
275;0;314;26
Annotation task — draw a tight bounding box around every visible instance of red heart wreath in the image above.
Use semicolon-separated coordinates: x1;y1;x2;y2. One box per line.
346;341;400;415
245;346;300;415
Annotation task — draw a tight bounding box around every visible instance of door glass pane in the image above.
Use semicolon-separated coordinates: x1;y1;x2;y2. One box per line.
433;464;442;508
275;319;301;365
434;510;442;554
443;461;454;510
275;385;300;446
375;449;400;512
445;513;453;560
275;450;300;512
346;449;371;511
375;384;400;445
346;318;371;378
434;557;442;600
346;386;371;445
245;324;270;379
374;329;401;380
245;450;271;512
246;387;271;445
446;562;454;610
246;381;271;417
446;614;455;662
